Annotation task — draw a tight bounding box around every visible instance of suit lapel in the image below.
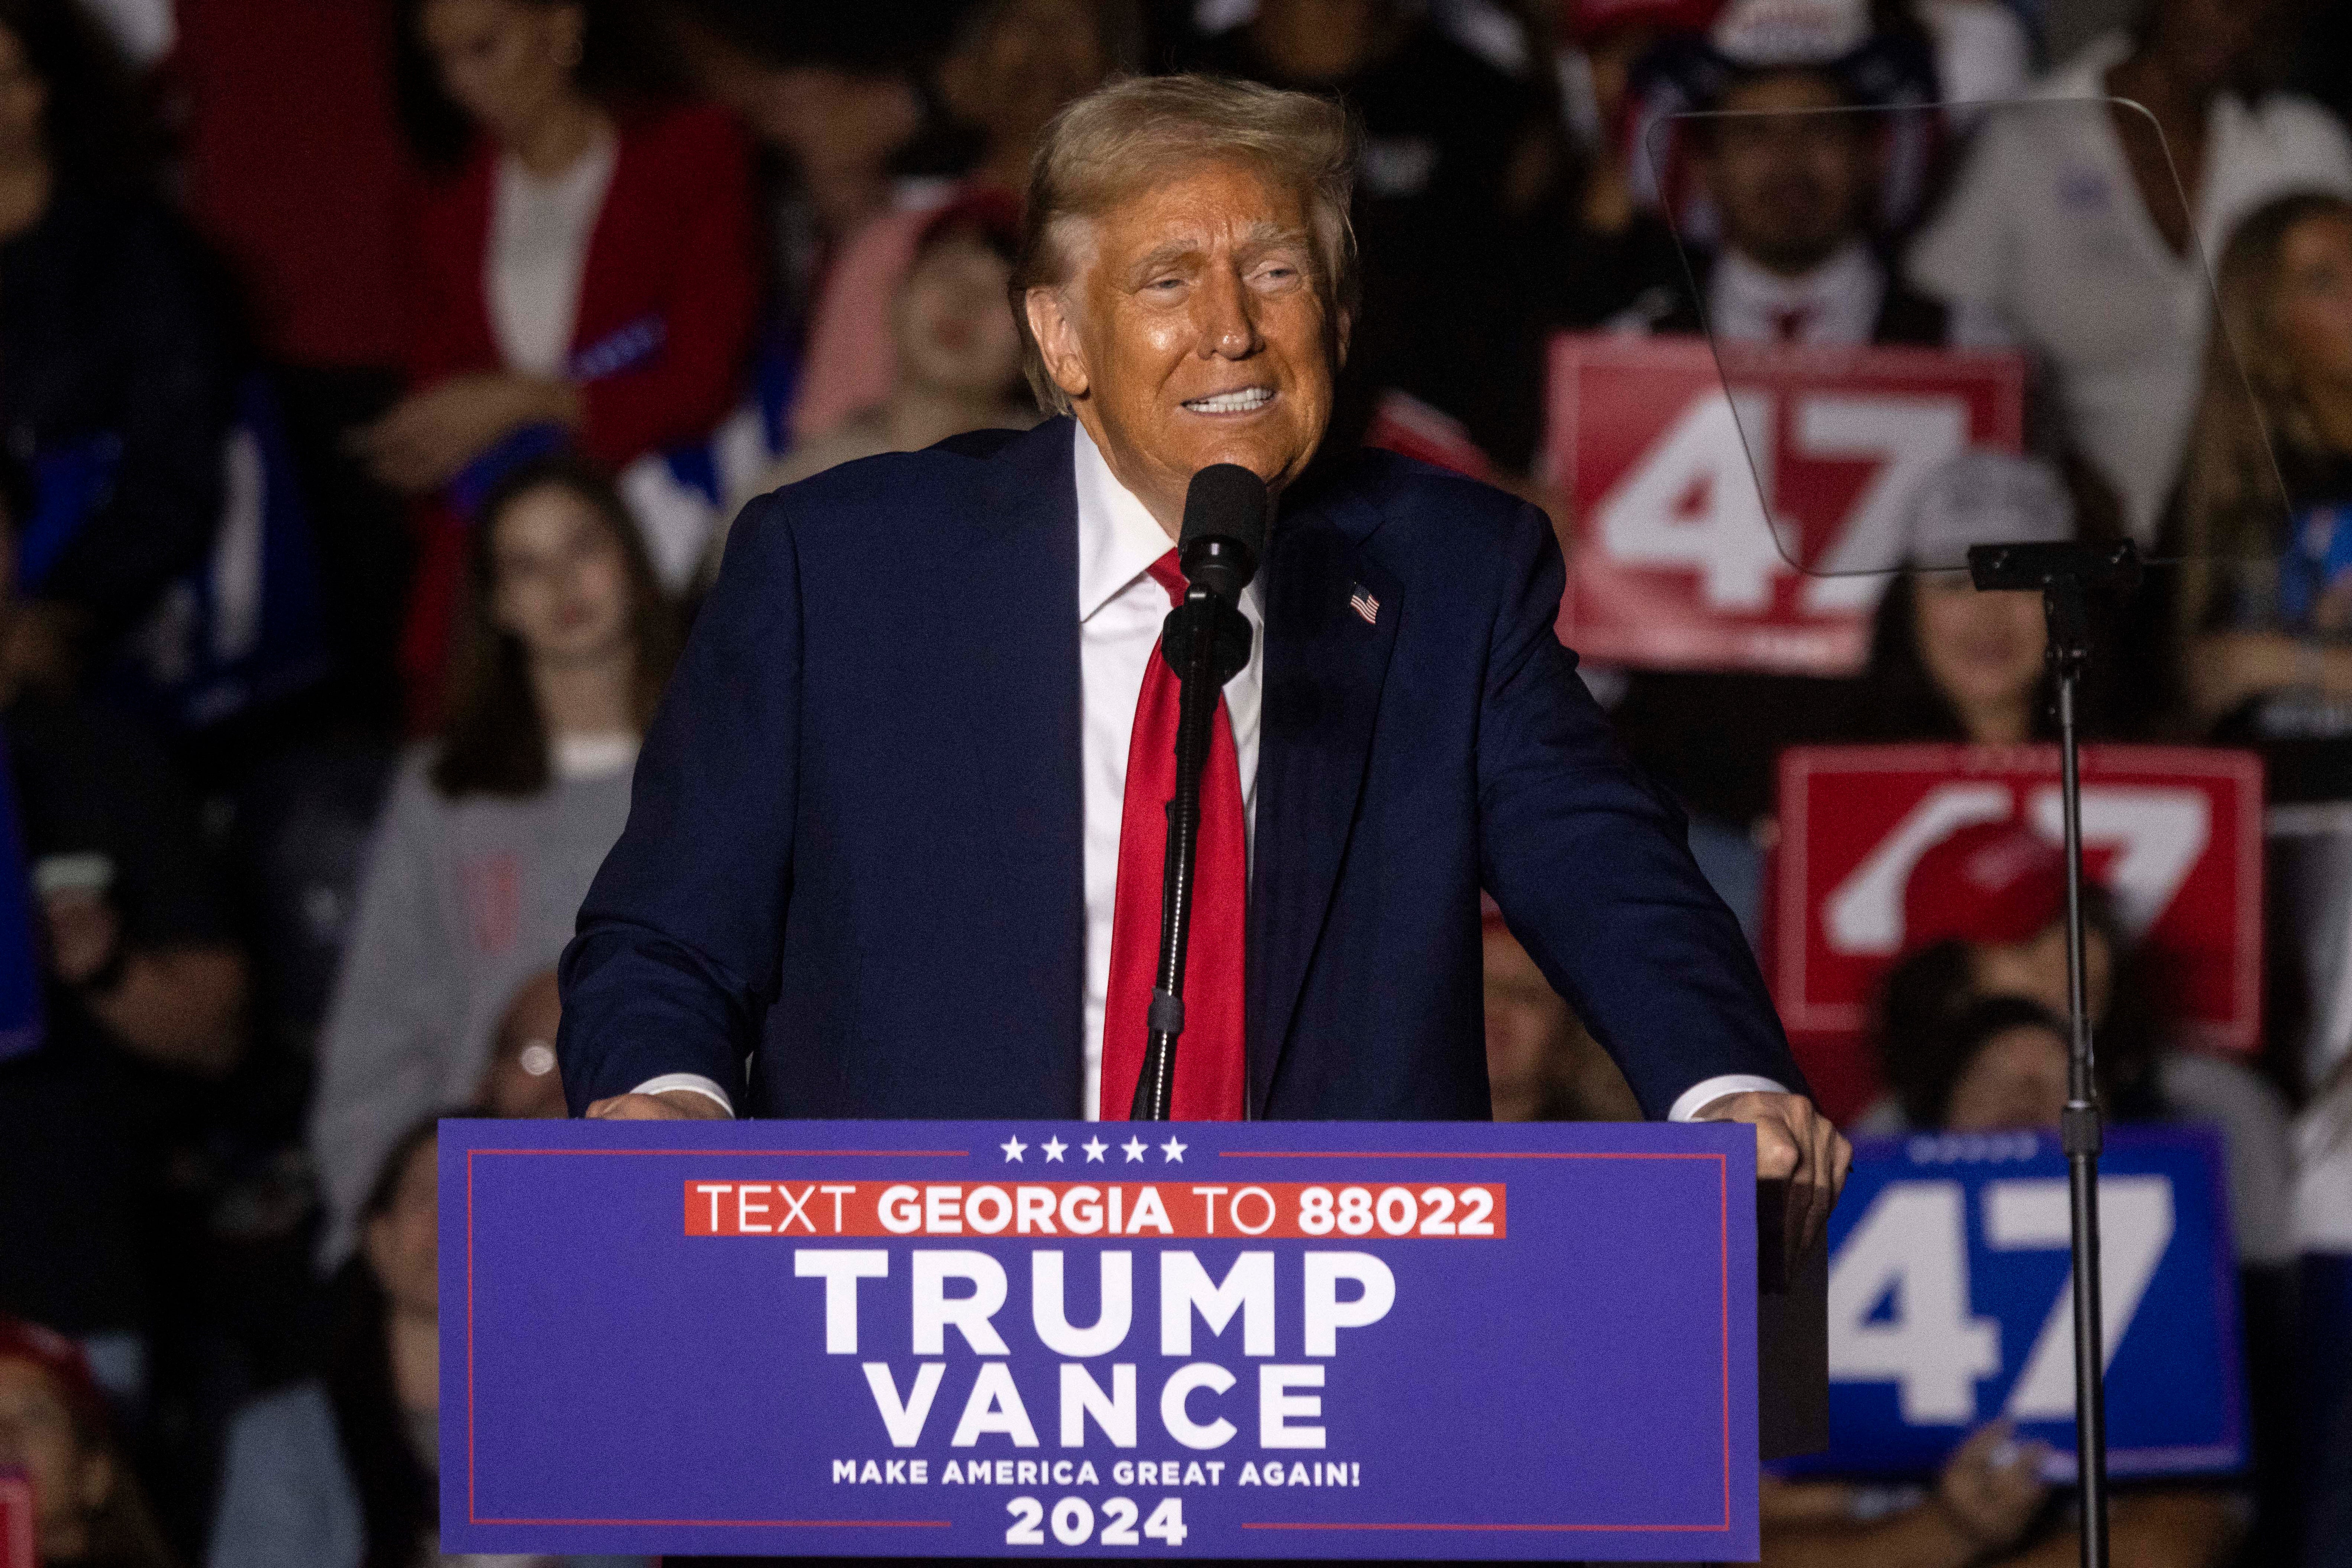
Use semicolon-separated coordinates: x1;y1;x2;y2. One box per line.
1246;477;1401;1114
961;419;1088;1106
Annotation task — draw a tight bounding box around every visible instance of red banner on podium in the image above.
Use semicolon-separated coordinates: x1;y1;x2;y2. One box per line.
1548;335;2026;675
1768;745;2264;1122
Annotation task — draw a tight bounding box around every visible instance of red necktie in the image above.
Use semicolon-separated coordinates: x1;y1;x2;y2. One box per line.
1097;551;1248;1121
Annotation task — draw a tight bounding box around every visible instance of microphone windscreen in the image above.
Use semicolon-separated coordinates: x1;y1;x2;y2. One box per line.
1180;464;1269;557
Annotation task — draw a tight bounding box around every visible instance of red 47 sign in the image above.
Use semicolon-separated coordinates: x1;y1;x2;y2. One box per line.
1549;335;2026;675
1770;745;2263;1122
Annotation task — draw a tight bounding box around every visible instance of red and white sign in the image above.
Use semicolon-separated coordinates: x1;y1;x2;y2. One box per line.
1769;745;2264;1122
1364;388;1494;481
0;1471;30;1568
1549;335;2026;675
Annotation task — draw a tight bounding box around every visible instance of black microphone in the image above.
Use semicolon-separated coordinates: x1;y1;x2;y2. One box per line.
1131;464;1268;1122
1177;463;1268;607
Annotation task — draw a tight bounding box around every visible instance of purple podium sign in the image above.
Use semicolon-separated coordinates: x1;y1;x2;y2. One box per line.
440;1118;1759;1560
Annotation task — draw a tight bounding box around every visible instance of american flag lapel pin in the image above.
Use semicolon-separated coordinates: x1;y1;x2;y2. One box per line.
1349;584;1380;625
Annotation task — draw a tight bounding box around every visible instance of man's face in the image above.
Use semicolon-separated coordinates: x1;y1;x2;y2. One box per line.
1027;159;1339;532
1703;72;1870;278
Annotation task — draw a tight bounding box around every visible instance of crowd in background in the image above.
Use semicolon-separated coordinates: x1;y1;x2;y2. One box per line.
0;0;2347;1564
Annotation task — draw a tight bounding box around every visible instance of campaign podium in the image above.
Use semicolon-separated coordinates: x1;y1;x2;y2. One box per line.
439;1117;1811;1561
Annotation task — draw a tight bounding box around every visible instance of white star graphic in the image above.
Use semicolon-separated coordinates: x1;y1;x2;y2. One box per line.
1042;1136;1068;1162
1000;1136;1027;1162
1122;1137;1148;1162
1159;1136;1187;1163
1082;1138;1108;1163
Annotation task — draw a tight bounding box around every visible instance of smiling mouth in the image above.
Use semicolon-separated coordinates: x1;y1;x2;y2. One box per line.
1182;387;1276;415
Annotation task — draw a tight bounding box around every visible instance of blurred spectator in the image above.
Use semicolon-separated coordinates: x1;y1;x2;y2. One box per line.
0;1316;176;1568
175;0;422;729
366;0;758;497
1907;0;2352;544
1872;824;2145;1112
1482;912;1643;1122
1763;993;2243;1568
309;457;678;1262
789;0;1130;446
1838;451;2077;744
707;191;1037;575
210;1117;637;1568
0;459;249;1379
1549;0;1717;329
1871;819;2293;1264
1615;37;1957;345
1870;816;2301;1555
0;0;234;687
2168;190;2352;794
1603;28;1980;907
662;4;929;255
365;0;754;714
1615;0;1943;264
1185;0;1556;467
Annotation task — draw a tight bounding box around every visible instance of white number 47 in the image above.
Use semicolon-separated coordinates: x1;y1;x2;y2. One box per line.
1826;1177;2175;1423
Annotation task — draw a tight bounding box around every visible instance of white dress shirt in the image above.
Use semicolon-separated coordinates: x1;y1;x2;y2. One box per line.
1708;242;1885;348
635;423;1778;1122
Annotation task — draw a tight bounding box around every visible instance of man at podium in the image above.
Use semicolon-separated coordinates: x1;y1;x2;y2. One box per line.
556;74;1848;1256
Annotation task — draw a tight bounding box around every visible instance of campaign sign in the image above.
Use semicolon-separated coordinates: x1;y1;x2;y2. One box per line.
1549;334;2024;675
1786;1126;2244;1482
1771;744;2264;1122
441;1118;1758;1560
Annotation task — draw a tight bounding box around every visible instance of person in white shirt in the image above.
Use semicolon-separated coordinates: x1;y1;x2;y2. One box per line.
1906;0;2352;544
1625;61;1961;349
309;456;679;1262
1604;54;1963;901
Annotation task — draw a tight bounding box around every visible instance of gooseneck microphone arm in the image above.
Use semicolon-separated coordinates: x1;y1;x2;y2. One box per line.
1130;467;1266;1122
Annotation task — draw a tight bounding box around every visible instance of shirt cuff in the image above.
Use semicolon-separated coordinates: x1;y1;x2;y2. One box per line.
627;1073;735;1116
1668;1075;1788;1123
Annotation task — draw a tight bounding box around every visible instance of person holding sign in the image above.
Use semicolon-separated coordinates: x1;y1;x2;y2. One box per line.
1764;997;2244;1568
1606;26;1980;856
2172;191;2352;790
559;75;1847;1256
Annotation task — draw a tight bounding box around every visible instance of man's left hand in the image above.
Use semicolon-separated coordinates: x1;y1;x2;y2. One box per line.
1693;1091;1851;1270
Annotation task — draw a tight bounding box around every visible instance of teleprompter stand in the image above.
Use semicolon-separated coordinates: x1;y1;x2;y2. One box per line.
1966;538;2143;1568
1129;578;1253;1122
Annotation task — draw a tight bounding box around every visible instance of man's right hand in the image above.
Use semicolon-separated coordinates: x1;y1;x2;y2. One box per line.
585;1089;732;1120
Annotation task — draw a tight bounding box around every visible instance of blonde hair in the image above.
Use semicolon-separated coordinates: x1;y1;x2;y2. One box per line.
2173;190;2352;633
1010;74;1359;414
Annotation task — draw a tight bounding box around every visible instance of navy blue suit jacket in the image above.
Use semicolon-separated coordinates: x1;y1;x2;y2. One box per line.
558;416;1800;1120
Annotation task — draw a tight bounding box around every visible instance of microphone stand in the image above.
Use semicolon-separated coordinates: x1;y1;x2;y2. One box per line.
1965;538;2142;1568
1130;584;1253;1122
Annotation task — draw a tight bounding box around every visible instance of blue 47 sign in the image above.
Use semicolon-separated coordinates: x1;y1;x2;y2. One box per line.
1798;1126;2246;1480
441;1119;1759;1559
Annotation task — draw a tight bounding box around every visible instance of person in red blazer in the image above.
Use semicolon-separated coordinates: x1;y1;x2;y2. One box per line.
358;0;759;721
380;99;758;484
